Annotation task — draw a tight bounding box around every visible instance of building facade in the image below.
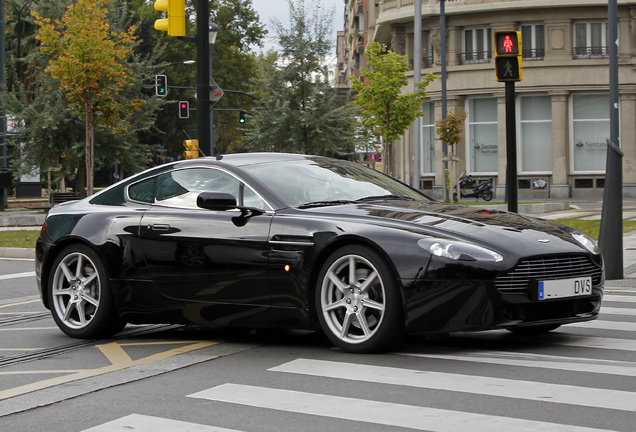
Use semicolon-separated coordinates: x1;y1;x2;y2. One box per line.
343;0;636;199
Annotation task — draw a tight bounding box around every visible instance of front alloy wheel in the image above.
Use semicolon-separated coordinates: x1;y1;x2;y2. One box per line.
49;245;125;338
316;245;403;353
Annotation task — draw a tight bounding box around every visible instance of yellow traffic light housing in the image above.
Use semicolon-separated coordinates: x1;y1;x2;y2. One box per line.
494;31;522;82
183;139;199;159
154;0;186;37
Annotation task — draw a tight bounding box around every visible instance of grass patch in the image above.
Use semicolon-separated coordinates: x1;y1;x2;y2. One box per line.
0;230;40;248
554;219;636;241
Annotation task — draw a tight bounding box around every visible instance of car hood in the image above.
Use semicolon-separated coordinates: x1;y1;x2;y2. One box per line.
305;200;591;257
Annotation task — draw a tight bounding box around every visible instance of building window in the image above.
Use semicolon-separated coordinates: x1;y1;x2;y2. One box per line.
520;96;551;173
574;22;609;58
460;28;491;64
420;102;435;175
468;98;498;173
521;24;545;60
571;93;610;173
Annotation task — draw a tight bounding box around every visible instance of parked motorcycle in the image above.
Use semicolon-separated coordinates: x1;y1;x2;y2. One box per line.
453;172;494;201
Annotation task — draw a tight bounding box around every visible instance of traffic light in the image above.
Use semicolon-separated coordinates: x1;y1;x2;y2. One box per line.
156;75;167;96
154;0;186;37
494;31;522;82
238;111;246;124
178;101;189;119
183;139;199;159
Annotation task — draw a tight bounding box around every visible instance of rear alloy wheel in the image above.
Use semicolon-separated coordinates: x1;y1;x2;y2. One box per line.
316;246;403;353
49;244;125;338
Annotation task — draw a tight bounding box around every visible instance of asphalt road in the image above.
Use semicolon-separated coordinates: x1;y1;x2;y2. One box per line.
1;257;635;432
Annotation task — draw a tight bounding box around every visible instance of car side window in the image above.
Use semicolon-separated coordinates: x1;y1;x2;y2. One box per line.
128;167;266;209
128;177;155;203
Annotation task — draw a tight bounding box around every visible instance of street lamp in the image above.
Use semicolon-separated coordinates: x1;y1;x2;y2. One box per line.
208;23;218;156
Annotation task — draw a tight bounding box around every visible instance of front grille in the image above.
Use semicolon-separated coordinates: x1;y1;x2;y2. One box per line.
496;255;603;294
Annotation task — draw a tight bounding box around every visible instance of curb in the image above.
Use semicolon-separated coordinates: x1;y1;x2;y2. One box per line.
0;213;47;228
0;248;35;259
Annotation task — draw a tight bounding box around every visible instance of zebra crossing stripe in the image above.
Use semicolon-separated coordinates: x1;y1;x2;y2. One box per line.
189;383;612;432
268;358;636;412
456;332;636;352
568;320;636;332
601;306;636;317
82;413;243;432
399;351;636;377
603;295;636;303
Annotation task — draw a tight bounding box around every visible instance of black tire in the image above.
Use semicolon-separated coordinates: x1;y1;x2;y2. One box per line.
315;245;404;353
48;244;126;338
507;324;561;335
481;190;493;201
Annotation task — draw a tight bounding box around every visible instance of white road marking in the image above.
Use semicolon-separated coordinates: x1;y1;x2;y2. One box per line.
82;414;243;432
189;383;615;432
268;358;636;412
0;271;35;281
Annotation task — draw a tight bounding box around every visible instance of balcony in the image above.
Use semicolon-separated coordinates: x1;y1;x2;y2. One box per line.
457;51;492;65
522;48;545;61
409;56;435;70
573;46;609;59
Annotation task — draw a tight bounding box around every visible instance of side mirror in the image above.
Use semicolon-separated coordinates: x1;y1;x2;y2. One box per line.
197;192;237;211
197;192;265;217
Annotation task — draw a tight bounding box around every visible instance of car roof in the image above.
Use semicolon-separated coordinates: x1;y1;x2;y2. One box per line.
186;152;313;167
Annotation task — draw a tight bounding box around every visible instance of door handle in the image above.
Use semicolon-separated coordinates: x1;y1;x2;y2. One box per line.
149;224;171;231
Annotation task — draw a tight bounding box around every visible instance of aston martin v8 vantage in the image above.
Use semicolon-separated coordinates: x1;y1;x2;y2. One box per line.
35;153;603;353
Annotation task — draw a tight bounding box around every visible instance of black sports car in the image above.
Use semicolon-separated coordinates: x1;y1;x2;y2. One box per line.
35;153;603;353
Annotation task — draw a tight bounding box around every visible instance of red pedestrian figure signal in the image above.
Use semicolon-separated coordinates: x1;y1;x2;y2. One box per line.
503;35;514;53
495;31;520;56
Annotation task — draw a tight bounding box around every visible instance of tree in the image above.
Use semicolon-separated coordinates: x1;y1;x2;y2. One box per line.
33;0;143;196
245;0;356;156
436;109;468;202
350;41;437;173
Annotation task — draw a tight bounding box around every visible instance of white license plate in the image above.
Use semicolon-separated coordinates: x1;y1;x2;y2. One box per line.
538;277;592;300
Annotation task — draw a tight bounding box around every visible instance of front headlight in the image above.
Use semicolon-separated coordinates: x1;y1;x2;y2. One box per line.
417;238;503;262
572;231;600;255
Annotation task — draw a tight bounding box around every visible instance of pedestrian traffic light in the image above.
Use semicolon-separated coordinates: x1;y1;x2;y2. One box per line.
154;0;186;37
239;111;246;124
183;139;199;159
494;31;522;82
156;75;167;96
178;101;189;119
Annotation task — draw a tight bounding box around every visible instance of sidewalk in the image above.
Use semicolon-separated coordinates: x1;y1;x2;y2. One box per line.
1;202;635;287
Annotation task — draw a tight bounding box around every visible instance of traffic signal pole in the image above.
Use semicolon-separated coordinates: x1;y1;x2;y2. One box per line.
494;31;522;213
195;0;211;156
505;81;518;213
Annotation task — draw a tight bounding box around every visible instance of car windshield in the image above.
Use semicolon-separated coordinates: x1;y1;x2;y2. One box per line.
243;157;430;208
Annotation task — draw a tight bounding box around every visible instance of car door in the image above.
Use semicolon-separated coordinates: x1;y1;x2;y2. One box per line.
133;167;273;306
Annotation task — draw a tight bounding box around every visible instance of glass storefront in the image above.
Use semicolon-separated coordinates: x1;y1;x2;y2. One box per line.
468;98;498;173
520;95;552;173
571;94;609;172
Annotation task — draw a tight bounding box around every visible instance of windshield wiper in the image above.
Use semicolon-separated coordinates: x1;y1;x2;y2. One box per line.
355;195;416;203
298;200;357;209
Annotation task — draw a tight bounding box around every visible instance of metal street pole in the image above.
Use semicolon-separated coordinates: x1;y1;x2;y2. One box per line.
412;0;422;189
440;0;448;200
505;81;518;213
599;0;623;279
209;23;218;156
1;1;7;211
196;0;211;156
